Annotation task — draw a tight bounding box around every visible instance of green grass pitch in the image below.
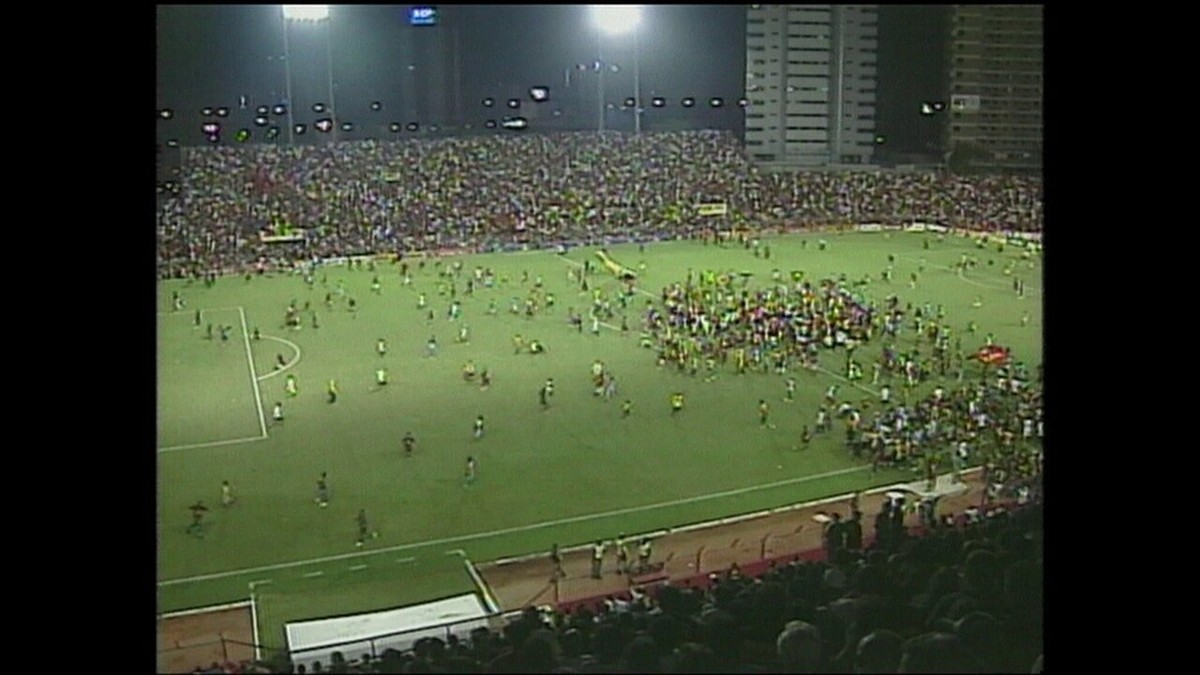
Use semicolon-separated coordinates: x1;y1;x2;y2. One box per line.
156;230;1042;645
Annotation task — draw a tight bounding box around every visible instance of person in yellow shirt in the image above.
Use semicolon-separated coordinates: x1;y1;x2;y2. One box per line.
671;392;685;414
327;379;338;404
759;400;773;429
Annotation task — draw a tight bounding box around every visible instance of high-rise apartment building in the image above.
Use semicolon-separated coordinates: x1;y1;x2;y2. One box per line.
744;4;878;167
946;5;1042;172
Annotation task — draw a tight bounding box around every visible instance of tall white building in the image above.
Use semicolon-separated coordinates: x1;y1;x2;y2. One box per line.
745;4;878;167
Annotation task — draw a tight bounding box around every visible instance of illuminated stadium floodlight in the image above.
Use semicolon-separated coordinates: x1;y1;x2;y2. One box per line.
282;5;328;21
590;5;641;35
589;6;643;134
281;5;336;143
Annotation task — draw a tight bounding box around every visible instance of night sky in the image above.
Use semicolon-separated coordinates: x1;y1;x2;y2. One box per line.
157;5;945;154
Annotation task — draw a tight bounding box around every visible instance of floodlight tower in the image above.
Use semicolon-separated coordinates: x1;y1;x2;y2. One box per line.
590;5;642;134
282;5;336;143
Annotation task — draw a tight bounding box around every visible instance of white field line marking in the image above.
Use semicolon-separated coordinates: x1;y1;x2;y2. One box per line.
957;267;1042;295
157;464;869;588
157;306;244;317
239;307;269;438
256;335;303;382
348;564;368;572
467;467;985;568
159;435;270;453
396;557;416;564
812;365;880;397
158;600;253;620
898;254;1043;295
302;571;324;578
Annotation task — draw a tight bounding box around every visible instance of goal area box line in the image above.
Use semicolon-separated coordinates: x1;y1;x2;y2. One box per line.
158;306;268;452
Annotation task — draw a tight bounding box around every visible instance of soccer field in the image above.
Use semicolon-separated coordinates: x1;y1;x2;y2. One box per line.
156;230;1042;643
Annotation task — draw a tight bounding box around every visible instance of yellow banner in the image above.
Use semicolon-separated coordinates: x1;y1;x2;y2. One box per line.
697;202;728;217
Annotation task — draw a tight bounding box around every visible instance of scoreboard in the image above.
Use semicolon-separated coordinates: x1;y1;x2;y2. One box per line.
408;6;437;26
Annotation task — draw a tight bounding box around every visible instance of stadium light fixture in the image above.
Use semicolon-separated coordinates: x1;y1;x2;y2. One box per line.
590;5;643;134
590;5;641;35
282;5;328;21
281;5;336;142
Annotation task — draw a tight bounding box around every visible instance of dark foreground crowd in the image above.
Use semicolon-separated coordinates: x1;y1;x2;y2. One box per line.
158;131;1043;279
197;498;1042;674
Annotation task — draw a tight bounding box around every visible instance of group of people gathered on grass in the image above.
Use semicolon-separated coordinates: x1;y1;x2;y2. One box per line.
647;272;877;378
157;130;1042;280
641;259;1043;500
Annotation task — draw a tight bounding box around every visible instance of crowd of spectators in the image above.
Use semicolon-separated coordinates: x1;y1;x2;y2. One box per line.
157;131;1043;279
639;256;1043;490
219;500;1040;674
170;131;1044;673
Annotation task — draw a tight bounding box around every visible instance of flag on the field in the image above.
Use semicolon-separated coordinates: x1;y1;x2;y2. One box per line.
975;345;1009;366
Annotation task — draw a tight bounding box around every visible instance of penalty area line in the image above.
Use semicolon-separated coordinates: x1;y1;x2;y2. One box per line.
238;307;269;439
256;335;303;382
159;435;269;453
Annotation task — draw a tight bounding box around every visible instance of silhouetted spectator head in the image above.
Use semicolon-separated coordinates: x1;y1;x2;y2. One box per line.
1005;559;1043;611
952;612;1003;671
559;627;585;660
520;629;560;673
622;635;660;673
671;643;719;673
697;607;739;658
776;620;823;673
854;629;903;674
963;549;1002;597
443;655;480;673
413;637;445;661
401;658;431;674
592;624;624;665
898;632;980;673
824;566;848;592
851;564;889;597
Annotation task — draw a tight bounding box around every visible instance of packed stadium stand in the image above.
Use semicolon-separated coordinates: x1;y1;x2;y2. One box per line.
157;131;1042;279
